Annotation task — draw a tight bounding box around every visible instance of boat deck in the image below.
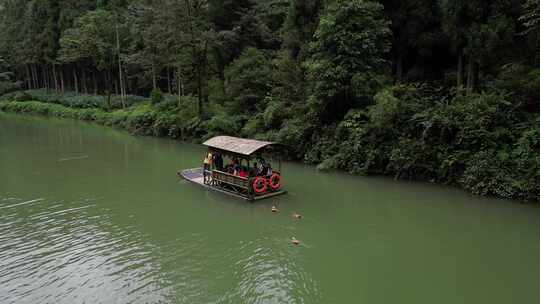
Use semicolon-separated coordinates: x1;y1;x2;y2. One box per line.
180;167;206;185
178;167;286;201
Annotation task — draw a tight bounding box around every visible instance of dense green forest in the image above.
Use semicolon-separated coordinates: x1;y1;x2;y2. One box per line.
0;0;539;201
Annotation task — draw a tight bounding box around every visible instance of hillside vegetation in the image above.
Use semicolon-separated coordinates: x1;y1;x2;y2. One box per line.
0;0;539;201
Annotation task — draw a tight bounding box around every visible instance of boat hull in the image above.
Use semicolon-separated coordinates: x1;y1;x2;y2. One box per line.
178;168;286;201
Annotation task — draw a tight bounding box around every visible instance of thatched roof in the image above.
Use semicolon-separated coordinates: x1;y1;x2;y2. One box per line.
203;136;275;156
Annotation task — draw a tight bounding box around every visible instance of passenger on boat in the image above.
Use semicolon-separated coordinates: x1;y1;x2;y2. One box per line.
229;157;240;175
218;154;224;170
203;152;212;182
238;169;248;178
213;152;223;171
251;162;260;176
248;163;254;176
258;162;265;175
265;163;273;178
231;157;240;175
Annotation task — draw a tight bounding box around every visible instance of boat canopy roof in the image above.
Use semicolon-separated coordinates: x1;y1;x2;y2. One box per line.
203;136;276;156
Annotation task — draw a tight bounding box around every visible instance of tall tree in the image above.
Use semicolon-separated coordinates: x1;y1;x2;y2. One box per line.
306;0;391;121
382;0;448;82
282;0;322;60
441;0;518;93
224;47;272;114
170;0;213;116
520;0;540;64
59;8;129;98
520;0;540;36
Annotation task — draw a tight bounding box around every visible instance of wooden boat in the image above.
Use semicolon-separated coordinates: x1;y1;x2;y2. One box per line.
178;136;287;201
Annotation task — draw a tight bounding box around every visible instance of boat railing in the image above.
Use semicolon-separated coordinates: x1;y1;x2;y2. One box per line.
211;170;250;191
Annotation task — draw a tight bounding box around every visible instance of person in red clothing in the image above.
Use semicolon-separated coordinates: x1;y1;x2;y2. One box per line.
238;170;248;178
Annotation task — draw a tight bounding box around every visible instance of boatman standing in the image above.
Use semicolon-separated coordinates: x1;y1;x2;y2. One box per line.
203;152;213;184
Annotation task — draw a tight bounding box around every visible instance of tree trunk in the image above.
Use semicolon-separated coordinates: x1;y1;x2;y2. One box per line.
152;63;157;90
73;66;79;94
81;68;88;94
47;64;53;93
396;52;403;83
52;64;58;93
473;61;479;92
125;72;130;95
92;70;98;94
32;64;38;89
25;64;32;89
106;72;112;109
102;71;107;93
36;64;40;88
32;64;40;89
177;66;184;107
46;67;50;91
184;0;202;115
47;65;50;90
49;66;53;90
197;63;203;116
466;56;474;95
115;21;126;108
41;65;45;89
457;49;464;95
60;66;65;94
106;69;112;109
167;66;172;94
42;65;48;90
49;66;53;91
203;41;209;104
114;73;119;96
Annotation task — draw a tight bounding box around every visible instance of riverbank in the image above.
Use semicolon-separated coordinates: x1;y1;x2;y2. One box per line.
1;94;539;203
0;99;184;139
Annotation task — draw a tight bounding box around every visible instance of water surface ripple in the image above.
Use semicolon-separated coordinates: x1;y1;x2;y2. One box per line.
0;197;171;304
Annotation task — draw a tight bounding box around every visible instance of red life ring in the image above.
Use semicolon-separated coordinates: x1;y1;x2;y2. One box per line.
269;173;281;190
252;177;267;194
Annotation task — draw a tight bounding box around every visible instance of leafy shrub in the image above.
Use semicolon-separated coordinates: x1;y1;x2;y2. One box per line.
122;95;147;108
241;114;266;138
154;111;180;138
275;117;314;159
0;80;21;95
150;88;163;105
123;103;157;135
460;150;518;199
225;47;272;114
155;94;179;111
262;96;288;129
203;114;241;138
2;89;147;110
305;83;539;201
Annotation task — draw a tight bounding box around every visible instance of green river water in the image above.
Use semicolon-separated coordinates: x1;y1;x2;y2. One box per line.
1;113;540;304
